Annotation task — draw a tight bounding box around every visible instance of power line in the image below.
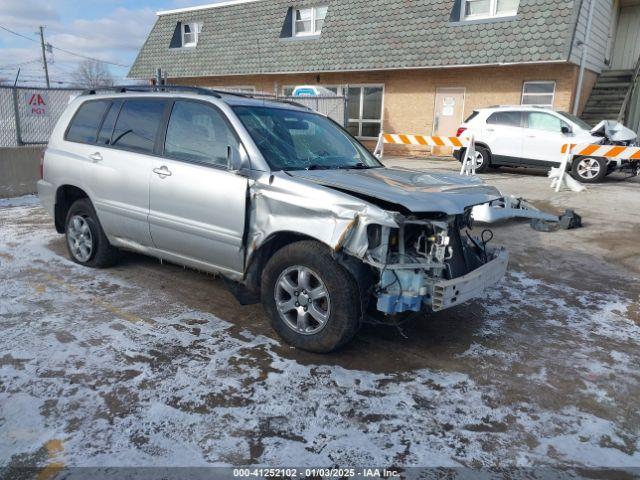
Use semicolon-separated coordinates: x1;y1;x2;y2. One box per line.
0;23;131;68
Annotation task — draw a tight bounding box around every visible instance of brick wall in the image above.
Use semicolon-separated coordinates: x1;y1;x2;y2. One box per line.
171;63;584;155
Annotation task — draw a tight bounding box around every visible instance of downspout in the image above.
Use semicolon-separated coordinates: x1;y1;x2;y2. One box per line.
573;0;597;115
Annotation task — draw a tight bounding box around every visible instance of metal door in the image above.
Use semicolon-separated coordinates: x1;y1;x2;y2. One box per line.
432;88;465;156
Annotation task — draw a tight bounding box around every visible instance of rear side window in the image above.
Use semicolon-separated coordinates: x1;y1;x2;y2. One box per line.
486;111;523;127
164;100;239;167
97;100;123;145
66;100;110;144
111;99;166;154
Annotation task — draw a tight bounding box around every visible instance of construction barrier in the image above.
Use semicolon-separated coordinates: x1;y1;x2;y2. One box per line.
374;132;477;176
561;143;640;159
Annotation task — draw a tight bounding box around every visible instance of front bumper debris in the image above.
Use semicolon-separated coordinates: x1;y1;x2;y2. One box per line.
432;247;508;311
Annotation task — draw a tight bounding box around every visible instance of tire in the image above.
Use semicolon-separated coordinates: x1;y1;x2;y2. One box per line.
261;240;361;353
472;146;491;173
65;198;120;268
571;156;608;184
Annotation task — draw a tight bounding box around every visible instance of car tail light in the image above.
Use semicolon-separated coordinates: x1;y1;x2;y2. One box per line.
39;151;44;180
456;127;467;137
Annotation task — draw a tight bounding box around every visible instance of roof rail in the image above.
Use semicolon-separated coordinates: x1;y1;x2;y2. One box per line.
81;85;223;98
487;104;550;109
81;84;315;110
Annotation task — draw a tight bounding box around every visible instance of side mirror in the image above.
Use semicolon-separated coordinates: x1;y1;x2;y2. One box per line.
561;125;572;135
227;144;250;174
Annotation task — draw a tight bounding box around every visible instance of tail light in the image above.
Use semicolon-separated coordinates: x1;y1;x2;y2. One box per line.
39;151;44;180
456;127;467;137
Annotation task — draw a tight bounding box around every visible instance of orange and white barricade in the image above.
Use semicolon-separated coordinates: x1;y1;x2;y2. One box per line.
373;132;477;176
554;143;640;192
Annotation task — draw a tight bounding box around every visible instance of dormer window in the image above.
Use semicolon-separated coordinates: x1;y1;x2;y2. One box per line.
293;6;327;36
182;22;201;47
463;0;519;20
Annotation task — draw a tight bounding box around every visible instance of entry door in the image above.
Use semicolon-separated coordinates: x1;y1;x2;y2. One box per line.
432;88;465;156
611;5;640;70
148;100;248;275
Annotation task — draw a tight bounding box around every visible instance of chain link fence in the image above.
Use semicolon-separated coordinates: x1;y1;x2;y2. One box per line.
0;86;83;148
0;86;347;148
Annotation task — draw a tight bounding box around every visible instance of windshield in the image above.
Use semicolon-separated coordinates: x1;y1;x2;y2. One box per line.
232;105;382;171
557;111;592;130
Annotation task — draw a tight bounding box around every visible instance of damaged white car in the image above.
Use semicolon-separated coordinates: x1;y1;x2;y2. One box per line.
38;87;508;352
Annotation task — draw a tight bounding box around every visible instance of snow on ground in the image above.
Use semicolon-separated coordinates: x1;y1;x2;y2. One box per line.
0;197;639;471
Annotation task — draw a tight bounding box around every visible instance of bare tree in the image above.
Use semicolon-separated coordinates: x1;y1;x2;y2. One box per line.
72;60;114;88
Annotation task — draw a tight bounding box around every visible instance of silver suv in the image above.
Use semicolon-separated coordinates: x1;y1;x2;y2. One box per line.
38;87;508;352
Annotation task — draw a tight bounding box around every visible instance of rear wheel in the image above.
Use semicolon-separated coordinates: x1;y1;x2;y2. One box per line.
470;146;491;173
65;198;120;268
571;156;608;183
261;240;361;353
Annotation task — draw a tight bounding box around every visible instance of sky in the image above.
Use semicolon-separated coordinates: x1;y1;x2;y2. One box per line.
0;0;220;86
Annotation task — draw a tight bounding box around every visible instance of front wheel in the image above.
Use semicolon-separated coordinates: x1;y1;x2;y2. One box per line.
261;240;361;353
571;156;608;183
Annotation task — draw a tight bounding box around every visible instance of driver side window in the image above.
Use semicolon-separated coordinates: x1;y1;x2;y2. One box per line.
164;100;240;168
527;112;566;133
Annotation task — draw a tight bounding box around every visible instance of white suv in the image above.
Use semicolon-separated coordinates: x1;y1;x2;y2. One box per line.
454;106;609;183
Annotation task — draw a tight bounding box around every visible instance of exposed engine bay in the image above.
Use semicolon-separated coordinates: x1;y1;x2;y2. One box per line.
360;211;508;315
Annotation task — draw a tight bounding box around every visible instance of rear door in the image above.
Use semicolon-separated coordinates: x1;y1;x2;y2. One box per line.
148;99;248;275
88;98;168;246
522;111;572;166
483;111;525;164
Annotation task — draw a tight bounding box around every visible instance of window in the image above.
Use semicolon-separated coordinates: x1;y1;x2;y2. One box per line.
232;105;381;171
97;100;122;145
463;0;519;20
293;6;327;36
486;111;523;127
521;81;555;107
165;101;239;168
111;99;166;154
526;112;566;133
65;100;110;144
347;85;384;139
182;22;201;47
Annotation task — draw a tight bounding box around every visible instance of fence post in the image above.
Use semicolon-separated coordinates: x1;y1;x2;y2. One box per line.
11;87;23;146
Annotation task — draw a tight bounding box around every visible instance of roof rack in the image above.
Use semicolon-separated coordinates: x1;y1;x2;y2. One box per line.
81;84;314;110
81;85;223;98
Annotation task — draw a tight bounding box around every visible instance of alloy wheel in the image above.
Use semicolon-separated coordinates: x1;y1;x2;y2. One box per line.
67;215;93;262
577;157;601;180
275;265;331;335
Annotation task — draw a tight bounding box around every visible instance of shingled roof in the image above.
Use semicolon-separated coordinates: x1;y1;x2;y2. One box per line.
129;0;580;79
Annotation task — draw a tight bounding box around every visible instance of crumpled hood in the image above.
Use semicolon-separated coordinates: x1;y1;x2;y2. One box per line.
286;167;502;214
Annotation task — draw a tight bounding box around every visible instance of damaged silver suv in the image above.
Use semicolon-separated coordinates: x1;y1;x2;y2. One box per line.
38;86;508;352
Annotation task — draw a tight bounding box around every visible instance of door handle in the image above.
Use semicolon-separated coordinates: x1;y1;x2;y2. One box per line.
89;152;102;162
153;166;172;178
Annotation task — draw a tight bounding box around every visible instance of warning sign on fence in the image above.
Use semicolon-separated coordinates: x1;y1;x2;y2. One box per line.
23;92;49;117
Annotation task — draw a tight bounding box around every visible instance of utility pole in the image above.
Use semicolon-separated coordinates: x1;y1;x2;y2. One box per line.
39;26;50;88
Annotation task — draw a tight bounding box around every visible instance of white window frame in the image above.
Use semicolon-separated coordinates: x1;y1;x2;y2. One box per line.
182;22;201;47
521;81;556;107
292;6;327;37
347;84;385;140
463;0;519;20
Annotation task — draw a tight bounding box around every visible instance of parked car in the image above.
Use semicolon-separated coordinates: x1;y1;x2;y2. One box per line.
38;87;508;353
453;105;633;183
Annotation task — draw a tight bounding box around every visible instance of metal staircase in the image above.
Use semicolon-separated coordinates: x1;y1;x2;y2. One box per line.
580;69;634;126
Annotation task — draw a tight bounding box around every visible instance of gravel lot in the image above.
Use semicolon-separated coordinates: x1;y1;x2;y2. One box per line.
1;160;639;474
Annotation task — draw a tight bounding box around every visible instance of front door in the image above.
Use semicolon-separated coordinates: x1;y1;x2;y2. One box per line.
148;100;248;276
433;88;465;156
522;111;572;166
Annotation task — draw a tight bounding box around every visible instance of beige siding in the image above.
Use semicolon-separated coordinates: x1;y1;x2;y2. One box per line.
570;0;615;73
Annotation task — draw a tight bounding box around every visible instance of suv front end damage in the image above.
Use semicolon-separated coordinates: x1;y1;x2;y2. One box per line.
342;211;508;315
